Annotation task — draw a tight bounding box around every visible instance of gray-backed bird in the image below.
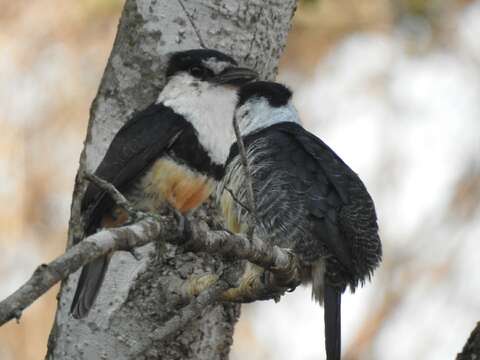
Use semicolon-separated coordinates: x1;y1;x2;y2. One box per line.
70;49;257;319
218;81;382;360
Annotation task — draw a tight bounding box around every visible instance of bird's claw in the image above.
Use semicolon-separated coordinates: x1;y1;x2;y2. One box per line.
173;209;193;244
127;248;142;261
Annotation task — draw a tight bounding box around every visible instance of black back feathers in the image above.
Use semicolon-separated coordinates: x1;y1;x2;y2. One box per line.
237;81;292;108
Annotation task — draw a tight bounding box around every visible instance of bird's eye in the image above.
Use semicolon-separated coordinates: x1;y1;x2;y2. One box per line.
189;66;206;78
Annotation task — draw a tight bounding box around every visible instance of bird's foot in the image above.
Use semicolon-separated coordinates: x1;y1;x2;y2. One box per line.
126;248;142;261
173;209;193;245
259;270;289;302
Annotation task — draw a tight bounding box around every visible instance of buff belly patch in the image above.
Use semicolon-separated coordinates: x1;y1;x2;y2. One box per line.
142;158;215;214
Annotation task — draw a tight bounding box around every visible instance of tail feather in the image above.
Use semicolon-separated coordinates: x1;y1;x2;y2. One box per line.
324;284;341;360
70;256;110;319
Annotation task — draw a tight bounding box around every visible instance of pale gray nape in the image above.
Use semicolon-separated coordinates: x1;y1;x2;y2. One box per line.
235;98;301;137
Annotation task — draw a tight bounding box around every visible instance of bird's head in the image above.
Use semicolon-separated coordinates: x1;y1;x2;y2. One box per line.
234;81;300;137
159;49;258;104
158;49;258;165
164;49;258;88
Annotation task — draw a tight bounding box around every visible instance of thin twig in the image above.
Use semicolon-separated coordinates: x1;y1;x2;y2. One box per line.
224;186;251;213
84;173;138;217
177;0;207;48
244;7;264;62
188;227;296;274
85;172;145;260
232;115;257;239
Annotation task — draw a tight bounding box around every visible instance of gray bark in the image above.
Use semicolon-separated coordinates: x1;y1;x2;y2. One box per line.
46;0;297;359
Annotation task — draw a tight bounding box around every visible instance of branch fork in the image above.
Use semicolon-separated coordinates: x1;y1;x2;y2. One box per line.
0;173;302;348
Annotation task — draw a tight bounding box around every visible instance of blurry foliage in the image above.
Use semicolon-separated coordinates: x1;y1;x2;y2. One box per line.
283;0;392;70
283;0;473;70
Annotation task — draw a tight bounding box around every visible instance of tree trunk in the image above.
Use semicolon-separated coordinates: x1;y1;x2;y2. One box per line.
45;0;297;359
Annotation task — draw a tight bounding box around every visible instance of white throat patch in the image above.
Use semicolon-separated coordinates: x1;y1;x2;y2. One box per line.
157;73;237;165
235;98;301;137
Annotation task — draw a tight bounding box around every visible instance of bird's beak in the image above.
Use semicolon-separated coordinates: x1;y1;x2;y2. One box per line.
213;67;258;86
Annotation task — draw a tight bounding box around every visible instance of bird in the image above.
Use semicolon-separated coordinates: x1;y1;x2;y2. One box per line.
70;49;258;319
217;81;382;360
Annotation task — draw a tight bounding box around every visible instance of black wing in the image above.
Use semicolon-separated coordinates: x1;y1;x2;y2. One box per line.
231;121;380;282
71;103;188;319
276;123;380;279
273;123;379;360
80;103;188;237
246;122;356;272
229;122;357;271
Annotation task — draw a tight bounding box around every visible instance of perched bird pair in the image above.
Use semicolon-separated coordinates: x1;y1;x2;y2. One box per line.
71;48;381;360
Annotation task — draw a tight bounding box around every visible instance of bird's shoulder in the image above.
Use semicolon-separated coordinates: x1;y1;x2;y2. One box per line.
81;102;189;217
102;103;186;161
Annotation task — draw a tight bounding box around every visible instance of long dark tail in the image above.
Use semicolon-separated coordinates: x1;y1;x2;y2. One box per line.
70;256;110;319
324;284;341;360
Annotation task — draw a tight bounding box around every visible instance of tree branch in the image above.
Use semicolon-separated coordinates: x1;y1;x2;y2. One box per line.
84;173;138;216
0;178;300;327
0;216;174;326
177;0;207;48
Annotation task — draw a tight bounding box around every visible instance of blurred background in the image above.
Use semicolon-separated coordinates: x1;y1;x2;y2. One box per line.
0;0;479;359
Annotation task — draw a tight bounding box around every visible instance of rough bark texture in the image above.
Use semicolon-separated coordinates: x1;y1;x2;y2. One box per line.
457;322;480;360
46;0;297;359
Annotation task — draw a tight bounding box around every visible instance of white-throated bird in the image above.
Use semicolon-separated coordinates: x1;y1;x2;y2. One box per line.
218;81;382;360
70;49;257;319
